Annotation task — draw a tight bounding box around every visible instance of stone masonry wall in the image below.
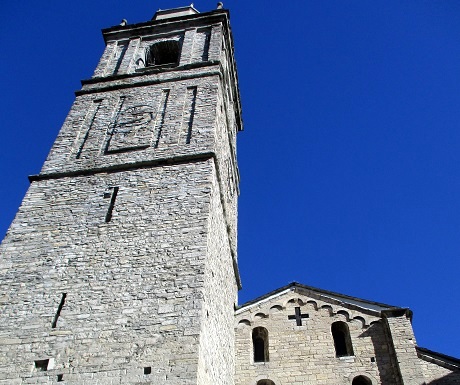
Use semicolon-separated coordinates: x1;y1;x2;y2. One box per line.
0;161;216;384
383;314;425;385
235;290;395;385
40;76;220;176
197;162;237;385
93;18;223;79
0;9;241;385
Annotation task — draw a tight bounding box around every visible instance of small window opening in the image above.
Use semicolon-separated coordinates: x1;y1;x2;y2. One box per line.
331;321;354;357
144;367;151;375
57;374;64;382
252;327;269;363
34;359;49;372
146;41;180;67
352;375;372;385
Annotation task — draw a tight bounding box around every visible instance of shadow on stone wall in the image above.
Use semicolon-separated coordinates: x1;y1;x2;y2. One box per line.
425;371;460;384
359;322;396;385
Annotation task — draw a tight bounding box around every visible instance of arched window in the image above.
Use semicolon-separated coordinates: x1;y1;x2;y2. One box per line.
257;380;275;385
331;321;354;357
252;327;269;362
352;375;372;385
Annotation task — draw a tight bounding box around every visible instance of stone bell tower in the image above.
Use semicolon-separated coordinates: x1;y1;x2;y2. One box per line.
0;5;242;384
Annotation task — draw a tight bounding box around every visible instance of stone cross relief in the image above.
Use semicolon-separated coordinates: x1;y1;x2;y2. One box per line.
288;306;309;326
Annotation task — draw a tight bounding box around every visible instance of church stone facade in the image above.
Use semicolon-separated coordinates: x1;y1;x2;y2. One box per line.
0;5;459;385
235;283;460;385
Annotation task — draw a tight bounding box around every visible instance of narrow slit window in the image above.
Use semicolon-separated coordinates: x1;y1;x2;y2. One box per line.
105;187;119;223
185;87;197;144
154;90;170;148
52;293;67;328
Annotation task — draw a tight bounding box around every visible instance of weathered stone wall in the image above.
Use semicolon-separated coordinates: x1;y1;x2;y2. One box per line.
235;290;393;385
0;9;241;384
40;76;220;176
0;162;215;384
383;314;425;384
92;16;224;78
197;162;237;385
235;289;460;385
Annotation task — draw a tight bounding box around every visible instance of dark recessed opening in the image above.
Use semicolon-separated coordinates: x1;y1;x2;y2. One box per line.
371;356;375;362
34;359;49;372
52;293;67;329
331;321;354;357
352;375;373;385
57;374;64;382
146;41;180;67
252;327;269;363
144;367;152;375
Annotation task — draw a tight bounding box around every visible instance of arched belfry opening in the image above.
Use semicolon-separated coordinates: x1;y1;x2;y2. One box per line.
352;375;372;385
146;40;180;67
331;321;354;357
252;327;269;362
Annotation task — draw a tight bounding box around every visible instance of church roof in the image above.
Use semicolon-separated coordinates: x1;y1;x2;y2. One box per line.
237;282;404;316
417;346;460;371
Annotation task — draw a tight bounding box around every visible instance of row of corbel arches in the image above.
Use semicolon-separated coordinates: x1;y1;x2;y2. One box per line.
238;297;379;328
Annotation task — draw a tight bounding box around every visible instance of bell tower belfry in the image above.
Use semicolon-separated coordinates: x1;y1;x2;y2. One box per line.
0;5;242;385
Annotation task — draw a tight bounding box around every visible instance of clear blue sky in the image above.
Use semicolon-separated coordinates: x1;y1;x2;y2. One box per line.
1;1;460;358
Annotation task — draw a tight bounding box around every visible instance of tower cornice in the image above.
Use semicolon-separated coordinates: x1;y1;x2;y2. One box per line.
101;10;230;43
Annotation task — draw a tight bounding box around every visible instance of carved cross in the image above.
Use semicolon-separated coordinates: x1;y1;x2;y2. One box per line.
288;306;309;326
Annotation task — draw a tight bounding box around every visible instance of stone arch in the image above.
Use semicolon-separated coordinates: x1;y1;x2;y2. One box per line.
285;297;305;306
352;374;373;385
252;327;269;362
306;300;318;310
135;58;145;69
320;304;333;316
254;374;282;385
256;380;275;385
352;316;366;328
238;319;251;327
337;310;350;321
269;305;283;313
254;312;268;320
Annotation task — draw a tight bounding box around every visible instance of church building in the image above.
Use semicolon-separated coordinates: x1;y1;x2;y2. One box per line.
0;4;459;385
